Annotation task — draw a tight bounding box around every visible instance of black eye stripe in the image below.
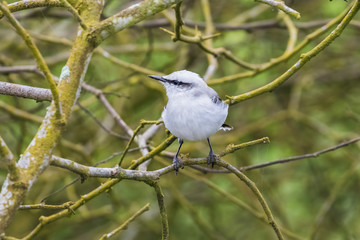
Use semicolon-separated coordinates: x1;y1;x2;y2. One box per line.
170;80;190;86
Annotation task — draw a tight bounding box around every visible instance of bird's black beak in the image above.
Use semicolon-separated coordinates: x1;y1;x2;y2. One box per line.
148;75;166;82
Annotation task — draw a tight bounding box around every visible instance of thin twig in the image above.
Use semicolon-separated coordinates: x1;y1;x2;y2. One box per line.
77;102;128;140
255;0;301;19
118;120;162;166
0;81;52;102
226;0;360;104
99;203;150;240
19;202;74;210
60;0;88;30
240;137;360;171
218;160;284;240
145;181;169;240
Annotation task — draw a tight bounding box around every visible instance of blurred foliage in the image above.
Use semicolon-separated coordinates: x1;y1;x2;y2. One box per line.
0;0;360;239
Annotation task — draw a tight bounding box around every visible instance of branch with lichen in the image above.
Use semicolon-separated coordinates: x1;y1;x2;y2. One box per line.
90;0;182;45
0;0;62;19
0;136;19;181
0;0;102;233
19;202;74;210
60;0;88;30
0;81;53;102
225;0;360;105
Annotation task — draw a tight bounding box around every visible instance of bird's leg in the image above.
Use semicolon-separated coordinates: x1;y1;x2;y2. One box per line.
173;138;185;174
207;138;218;168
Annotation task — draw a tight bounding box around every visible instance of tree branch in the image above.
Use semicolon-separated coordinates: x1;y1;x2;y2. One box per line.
99;203;150;240
0;136;19;181
90;0;182;45
218;160;284;240
226;0;360;104
240;136;360;171
0;81;52;102
255;0;301;19
0;3;62;118
0;0;62;19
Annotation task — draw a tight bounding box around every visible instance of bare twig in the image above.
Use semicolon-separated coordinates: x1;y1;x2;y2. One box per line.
226;0;360;104
240;137;360;171
99;203;150;240
255;0;301;19
60;0;88;30
145;181;169;240
19;202;74;210
118;120;162;166
218;160;284;240
77;102;128;140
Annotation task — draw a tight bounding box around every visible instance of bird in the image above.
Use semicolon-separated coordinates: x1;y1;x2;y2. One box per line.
148;70;231;173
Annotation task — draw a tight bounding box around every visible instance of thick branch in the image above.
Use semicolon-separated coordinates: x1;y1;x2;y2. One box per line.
51;156;160;181
90;0;182;45
0;1;102;233
0;82;52;101
0;136;19;181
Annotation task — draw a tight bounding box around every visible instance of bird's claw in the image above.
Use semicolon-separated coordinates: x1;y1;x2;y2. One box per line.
173;157;184;175
207;152;219;168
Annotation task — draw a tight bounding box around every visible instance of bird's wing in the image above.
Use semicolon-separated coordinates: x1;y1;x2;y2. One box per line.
203;86;224;104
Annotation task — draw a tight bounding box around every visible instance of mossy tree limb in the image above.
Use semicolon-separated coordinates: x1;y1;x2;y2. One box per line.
0;0;102;233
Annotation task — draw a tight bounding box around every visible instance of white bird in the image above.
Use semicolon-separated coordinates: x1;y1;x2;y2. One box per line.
149;70;231;173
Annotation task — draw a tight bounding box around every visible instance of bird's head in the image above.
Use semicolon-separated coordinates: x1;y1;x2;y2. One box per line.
148;70;207;96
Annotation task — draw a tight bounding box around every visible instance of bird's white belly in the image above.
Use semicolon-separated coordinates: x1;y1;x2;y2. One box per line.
162;96;228;141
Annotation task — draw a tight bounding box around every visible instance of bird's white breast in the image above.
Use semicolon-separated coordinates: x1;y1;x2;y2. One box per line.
162;92;228;141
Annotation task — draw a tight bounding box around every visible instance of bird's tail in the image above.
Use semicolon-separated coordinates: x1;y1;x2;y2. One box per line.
220;123;233;131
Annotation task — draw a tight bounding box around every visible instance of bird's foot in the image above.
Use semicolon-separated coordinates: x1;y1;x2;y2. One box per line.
207;152;219;168
173;157;184;175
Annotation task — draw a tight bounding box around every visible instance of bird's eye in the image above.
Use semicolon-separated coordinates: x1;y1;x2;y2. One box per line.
173;80;180;85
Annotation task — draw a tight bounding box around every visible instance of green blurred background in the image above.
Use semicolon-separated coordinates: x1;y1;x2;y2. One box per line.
1;0;360;239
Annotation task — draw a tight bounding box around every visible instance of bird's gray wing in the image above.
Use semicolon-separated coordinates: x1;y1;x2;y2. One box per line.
205;86;224;104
